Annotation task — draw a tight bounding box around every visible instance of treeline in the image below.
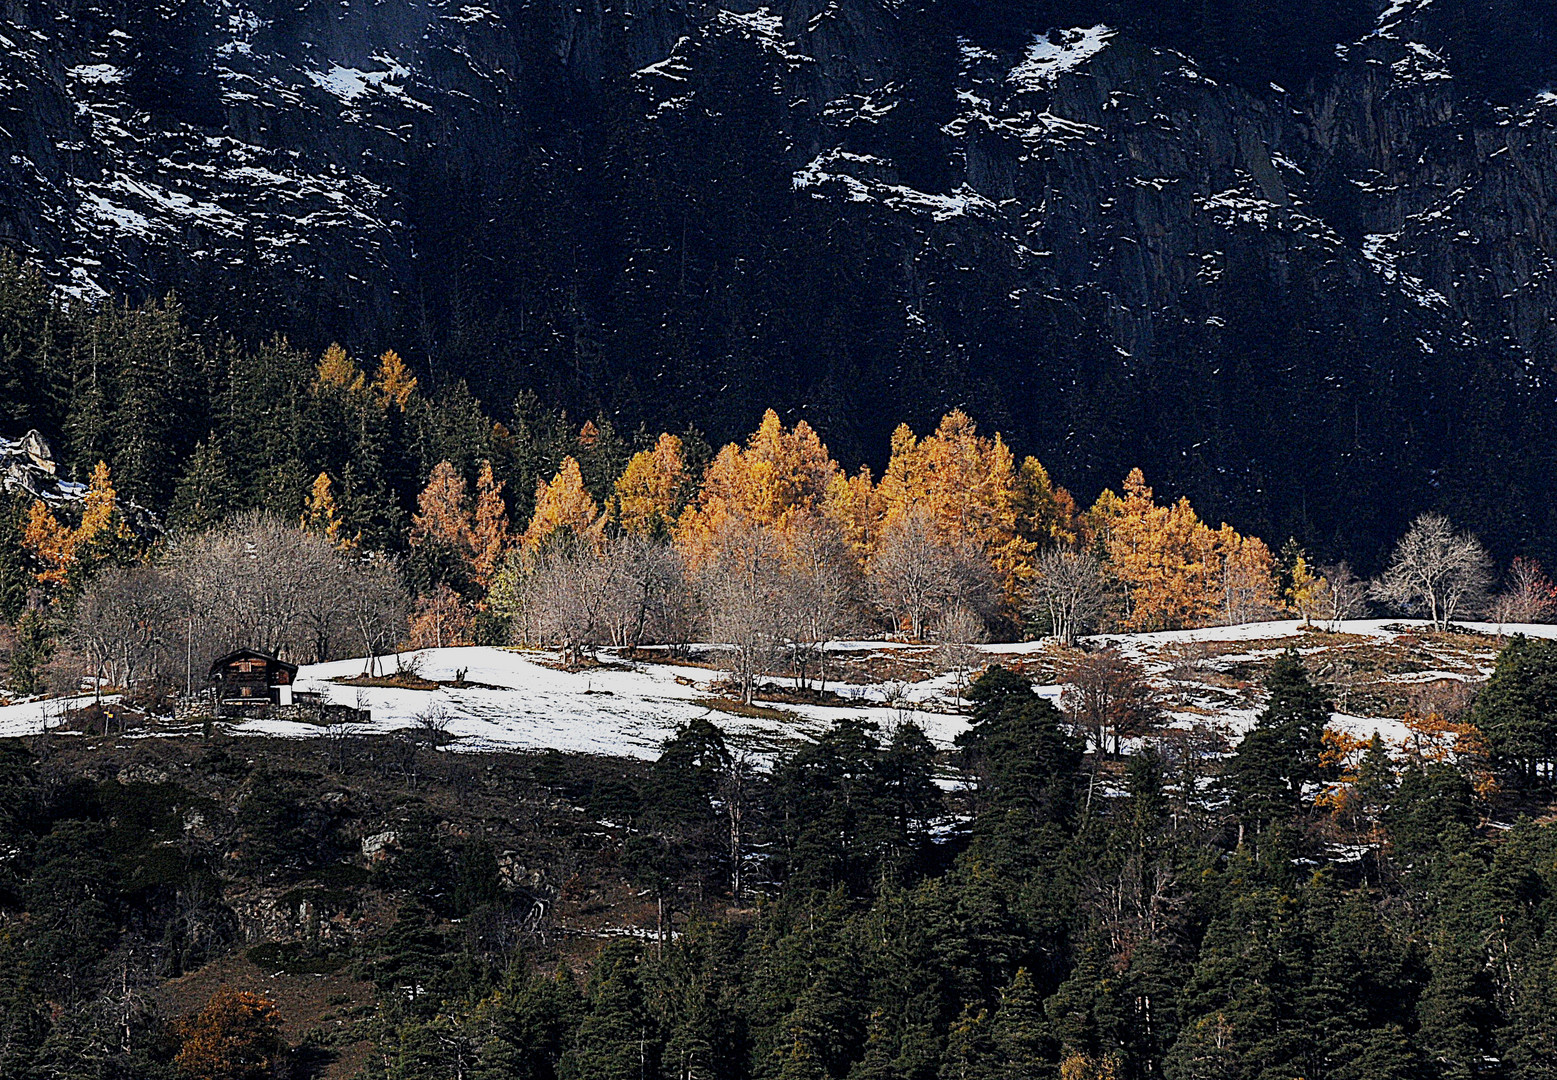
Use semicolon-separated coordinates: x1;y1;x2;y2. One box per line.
3;249;1555;703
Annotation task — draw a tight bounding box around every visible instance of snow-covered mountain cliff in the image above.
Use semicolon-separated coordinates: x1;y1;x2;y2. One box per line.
4;0;1557;563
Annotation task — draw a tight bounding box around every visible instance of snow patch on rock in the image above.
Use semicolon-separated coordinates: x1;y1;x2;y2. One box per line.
1008;25;1114;91
68;64;124;85
308;57;429;110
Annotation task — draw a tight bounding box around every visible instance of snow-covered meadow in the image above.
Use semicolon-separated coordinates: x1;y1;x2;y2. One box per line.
5;619;1550;759
244;646;989;760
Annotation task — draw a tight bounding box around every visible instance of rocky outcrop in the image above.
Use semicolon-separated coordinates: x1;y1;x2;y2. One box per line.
0;428;84;503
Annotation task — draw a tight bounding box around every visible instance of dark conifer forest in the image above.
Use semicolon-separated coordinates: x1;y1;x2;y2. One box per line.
6;652;1557;1079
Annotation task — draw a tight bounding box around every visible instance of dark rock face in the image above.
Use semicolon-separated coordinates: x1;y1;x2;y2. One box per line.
2;0;1556;565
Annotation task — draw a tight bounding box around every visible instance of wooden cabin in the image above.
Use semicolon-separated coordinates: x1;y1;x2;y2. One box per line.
208;649;298;712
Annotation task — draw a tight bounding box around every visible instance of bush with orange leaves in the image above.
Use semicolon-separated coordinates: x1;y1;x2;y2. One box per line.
175;989;285;1080
1402;709;1499;799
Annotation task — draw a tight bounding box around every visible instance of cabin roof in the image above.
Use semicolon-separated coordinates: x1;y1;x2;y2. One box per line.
207;649;299;679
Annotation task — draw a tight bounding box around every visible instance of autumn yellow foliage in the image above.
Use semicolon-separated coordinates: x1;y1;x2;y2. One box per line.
372;348;418;410
314;343;366;394
877;411;1034;600
523;456;601;548
1089;469;1276;631
471;460;510;587
584;409;1289;635
677;410;839;558
615;433;691;536
301;471;356;550
174;989;285;1080
411;460;475;555
21;461;133;588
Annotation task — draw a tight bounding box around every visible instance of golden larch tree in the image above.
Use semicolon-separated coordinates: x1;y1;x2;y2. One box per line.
1284;549;1328;625
677;410;840;556
410;460;475;556
372;349;418;410
824;465;881;561
1100;469;1218;631
22;460;132;588
174;989;285;1080
523;457;601;548
471;459;510;588
615;433;690;536
877;410;1034;603
301;471;355;550
22;500;74;587
1095;469;1276;631
314;343;366;394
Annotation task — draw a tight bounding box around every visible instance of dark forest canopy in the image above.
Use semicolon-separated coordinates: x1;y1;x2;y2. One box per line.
5;655;1557;1079
0;251;1550;580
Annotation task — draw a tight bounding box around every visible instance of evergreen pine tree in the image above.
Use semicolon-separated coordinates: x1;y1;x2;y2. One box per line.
988;968;1054;1079
1468;634;1557;782
1225;650;1329;842
169;439;238;533
8;608;51;695
558;942;659;1080
475;967;584;1080
959;666;1084;825
0;496;33;621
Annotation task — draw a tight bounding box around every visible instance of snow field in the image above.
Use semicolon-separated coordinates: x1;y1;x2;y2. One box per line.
4;618;1543;761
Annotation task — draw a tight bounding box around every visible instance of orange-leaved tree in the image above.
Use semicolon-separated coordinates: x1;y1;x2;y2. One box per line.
877;410;1034;604
824;465;881;562
22;460;134;589
408;583;476;650
523;456;602;549
174;989;285;1080
1089;469;1275;631
614;433;691;537
411;460;475;559
407;461;480;641
301;471;356;550
471;460;510;589
22;500;73;588
372;348;418;411
677;410;840;559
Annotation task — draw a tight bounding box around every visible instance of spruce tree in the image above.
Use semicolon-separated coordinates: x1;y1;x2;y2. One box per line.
558;942;660;1080
1225;651;1329;842
8;609;51;695
169;439;238;533
959;666;1083;825
1469;635;1557;782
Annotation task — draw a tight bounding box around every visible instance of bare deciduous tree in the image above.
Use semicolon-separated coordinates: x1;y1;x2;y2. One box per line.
1490;556;1557;626
868;509;995;640
1370;513;1492;630
166;512;405;670
1319;561;1367;631
776;513;861;691
700;519;785;704
1062;646;1163;758
71;564;180;702
934;602;989;709
495;534;694;662
526;534;631;666
608;534;693;651
1025;548;1109;643
342;552;409;675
